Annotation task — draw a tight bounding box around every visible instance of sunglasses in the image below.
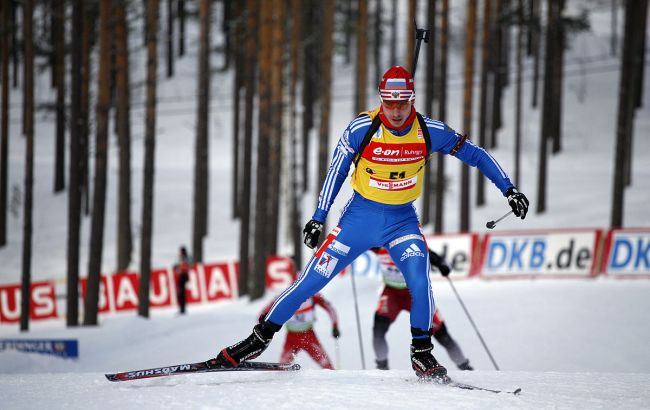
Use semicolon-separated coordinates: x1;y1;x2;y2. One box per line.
382;100;411;109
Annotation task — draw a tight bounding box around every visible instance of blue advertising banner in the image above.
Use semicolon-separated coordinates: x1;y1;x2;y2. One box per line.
0;339;78;359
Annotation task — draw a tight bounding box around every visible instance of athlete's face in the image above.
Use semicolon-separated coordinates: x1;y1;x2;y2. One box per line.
381;99;413;128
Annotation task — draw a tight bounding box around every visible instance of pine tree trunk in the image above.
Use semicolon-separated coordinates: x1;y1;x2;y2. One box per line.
514;0;523;186
633;0;647;109
344;0;352;65
0;0;10;247
434;0;449;234
54;0;65;192
166;0;173;77
318;0;334;193
406;0;416;68
537;0;557;214
252;0;273;300
355;0;368;114
531;0;541;108
373;0;383;85
610;0;618;57
238;0;258;297
115;0;132;272
232;0;242;219
49;1;56;88
192;0;210;263
178;0;185;57
80;5;93;216
267;3;284;255
476;0;492;207
221;0;231;70
551;0;565;154
460;0;477;232
138;0;159;318
301;3;316;192
289;0;302;276
85;0;112;326
67;0;84;327
489;0;504;149
20;0;34;332
625;0;648;186
611;0;642;228
10;0;18;89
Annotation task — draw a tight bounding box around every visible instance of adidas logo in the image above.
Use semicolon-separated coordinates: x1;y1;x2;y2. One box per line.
400;244;425;261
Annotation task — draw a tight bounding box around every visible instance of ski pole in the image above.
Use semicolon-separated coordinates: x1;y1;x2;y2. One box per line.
445;276;500;370
486;210;513;229
349;271;366;369
411;19;430;77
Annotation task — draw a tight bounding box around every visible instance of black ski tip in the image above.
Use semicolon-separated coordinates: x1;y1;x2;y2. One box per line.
105;374;119;382
290;363;301;371
513;388;522;395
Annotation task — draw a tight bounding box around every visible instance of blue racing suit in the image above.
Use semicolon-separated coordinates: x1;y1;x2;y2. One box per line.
265;110;514;337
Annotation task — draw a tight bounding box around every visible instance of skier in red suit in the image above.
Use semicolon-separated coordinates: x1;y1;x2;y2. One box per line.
259;293;340;369
371;247;473;371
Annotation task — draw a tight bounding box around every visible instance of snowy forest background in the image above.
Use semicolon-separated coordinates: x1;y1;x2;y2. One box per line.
0;0;648;330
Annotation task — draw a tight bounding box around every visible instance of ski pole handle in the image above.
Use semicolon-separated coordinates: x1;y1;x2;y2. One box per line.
411;20;430;76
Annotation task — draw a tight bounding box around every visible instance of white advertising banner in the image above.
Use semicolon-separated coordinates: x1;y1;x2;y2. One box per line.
480;229;602;277
601;228;650;276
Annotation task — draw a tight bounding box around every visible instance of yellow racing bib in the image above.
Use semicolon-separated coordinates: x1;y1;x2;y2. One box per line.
351;109;427;204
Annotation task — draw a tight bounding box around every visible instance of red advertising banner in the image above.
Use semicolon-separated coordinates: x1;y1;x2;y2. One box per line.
149;269;174;307
203;262;238;302
265;256;295;292
0;281;58;323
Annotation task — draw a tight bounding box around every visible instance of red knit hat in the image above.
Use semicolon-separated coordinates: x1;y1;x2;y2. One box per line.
378;66;415;102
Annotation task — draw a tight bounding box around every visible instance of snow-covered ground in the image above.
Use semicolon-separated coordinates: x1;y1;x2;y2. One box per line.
2;277;650;409
1;1;649;409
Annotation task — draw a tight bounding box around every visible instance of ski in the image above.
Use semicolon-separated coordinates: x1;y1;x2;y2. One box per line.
418;375;522;395
105;361;301;382
447;381;522;395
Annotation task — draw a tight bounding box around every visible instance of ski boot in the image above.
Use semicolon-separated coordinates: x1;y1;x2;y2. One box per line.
206;321;281;369
458;359;474;371
376;359;389;370
410;338;448;381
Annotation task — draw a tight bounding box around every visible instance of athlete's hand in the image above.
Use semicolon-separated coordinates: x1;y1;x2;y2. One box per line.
303;219;323;249
332;325;341;339
436;261;451;277
429;250;451;277
505;187;529;219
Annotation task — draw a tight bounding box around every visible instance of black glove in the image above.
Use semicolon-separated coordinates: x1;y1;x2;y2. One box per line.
303;219;323;249
506;187;529;219
332;325;340;339
429;250;451;277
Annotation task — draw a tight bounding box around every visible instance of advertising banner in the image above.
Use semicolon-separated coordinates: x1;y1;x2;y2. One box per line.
601;228;650;276
0;339;78;358
479;229;602;277
425;233;479;278
0;281;58;324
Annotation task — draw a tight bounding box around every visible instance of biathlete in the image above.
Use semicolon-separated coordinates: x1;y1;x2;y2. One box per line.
208;66;529;380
